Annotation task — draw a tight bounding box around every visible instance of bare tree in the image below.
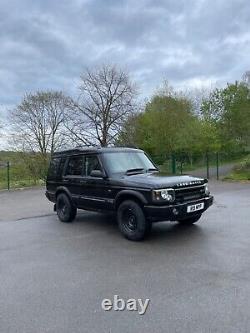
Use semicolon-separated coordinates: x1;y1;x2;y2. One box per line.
0;110;3;131
10;91;69;155
0;112;6;150
0;125;2;150
9;91;70;180
242;70;250;86
66;64;138;147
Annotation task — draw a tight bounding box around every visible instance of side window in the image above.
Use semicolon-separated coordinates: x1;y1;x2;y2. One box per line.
58;157;66;177
65;156;84;176
84;155;101;176
48;158;61;178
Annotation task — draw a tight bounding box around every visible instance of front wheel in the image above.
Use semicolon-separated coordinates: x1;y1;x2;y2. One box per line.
56;193;77;223
117;200;152;241
178;214;202;225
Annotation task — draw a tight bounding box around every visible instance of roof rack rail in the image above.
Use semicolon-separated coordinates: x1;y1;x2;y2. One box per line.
53;145;141;156
114;144;139;149
53;147;92;155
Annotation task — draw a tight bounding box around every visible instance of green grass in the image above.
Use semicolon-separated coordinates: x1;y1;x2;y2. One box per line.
0;150;46;190
0;179;45;190
223;154;250;181
223;171;250;181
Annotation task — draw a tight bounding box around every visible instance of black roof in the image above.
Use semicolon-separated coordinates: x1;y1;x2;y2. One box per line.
53;146;142;156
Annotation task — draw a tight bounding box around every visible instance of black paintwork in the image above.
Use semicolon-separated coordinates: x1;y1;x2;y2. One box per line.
46;147;213;222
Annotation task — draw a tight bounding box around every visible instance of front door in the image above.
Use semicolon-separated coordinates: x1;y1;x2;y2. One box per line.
78;154;112;211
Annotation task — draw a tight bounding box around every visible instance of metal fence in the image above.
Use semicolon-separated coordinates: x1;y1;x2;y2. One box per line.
151;151;246;180
168;152;220;179
0;151;247;190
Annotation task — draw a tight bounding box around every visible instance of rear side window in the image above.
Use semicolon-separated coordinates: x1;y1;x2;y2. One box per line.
84;155;101;176
58;157;66;177
48;158;61;178
65;156;83;176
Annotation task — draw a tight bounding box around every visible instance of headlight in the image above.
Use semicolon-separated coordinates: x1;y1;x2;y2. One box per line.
152;188;175;202
204;184;210;195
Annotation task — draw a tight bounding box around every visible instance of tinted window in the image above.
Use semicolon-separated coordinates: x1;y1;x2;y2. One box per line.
65;156;83;176
58;157;66;176
48;158;61;178
84;155;101;176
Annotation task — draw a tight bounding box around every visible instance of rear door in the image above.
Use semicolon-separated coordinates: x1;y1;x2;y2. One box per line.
63;155;85;206
47;157;62;193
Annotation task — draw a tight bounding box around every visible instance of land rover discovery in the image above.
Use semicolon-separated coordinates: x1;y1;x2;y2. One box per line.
46;147;213;241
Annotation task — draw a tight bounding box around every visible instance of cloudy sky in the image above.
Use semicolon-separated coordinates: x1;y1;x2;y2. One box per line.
0;0;249;116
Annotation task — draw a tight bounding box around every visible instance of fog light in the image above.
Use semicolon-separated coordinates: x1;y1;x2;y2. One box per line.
204;184;210;195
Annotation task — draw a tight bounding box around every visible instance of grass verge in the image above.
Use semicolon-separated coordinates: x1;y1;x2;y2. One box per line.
223;155;250;181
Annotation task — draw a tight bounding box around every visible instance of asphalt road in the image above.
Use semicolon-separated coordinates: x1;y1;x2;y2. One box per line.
187;162;235;179
0;182;250;333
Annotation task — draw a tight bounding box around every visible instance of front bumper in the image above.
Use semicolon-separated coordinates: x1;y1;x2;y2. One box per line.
144;195;213;222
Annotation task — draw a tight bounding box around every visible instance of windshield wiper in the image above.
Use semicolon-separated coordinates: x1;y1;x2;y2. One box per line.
146;168;158;173
125;168;145;175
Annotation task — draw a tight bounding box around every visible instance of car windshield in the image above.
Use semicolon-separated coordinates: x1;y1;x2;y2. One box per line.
102;151;157;175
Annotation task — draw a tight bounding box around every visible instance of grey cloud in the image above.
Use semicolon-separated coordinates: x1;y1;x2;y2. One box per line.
0;0;249;116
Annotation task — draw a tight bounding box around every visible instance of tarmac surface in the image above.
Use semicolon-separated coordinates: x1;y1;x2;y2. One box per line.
0;182;250;333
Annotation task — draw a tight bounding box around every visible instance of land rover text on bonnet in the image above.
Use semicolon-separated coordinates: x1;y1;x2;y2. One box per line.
46;147;213;241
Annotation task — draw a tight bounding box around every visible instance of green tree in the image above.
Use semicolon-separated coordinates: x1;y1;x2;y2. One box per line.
131;94;197;158
201;81;250;151
117;81;225;168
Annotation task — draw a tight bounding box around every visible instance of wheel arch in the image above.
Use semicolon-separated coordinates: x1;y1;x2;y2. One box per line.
114;190;147;209
55;187;74;203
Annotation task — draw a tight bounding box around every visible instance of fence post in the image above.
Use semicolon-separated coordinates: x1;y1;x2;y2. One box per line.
216;152;219;180
171;153;176;174
7;161;10;190
206;153;209;179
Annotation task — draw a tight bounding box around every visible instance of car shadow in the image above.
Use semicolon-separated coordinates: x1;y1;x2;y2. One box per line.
149;222;205;243
72;210;207;246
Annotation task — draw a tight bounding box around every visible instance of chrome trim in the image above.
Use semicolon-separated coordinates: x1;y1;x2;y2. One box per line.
153;188;175;192
80;196;114;203
80;196;105;202
175;184;205;191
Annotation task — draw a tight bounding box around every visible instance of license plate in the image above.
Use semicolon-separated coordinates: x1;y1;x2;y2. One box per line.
187;202;204;213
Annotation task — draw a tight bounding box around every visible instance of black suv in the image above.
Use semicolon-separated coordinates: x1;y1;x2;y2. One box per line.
46;147;213;241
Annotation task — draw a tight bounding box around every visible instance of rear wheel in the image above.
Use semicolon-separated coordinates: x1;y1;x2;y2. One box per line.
56;193;77;223
178;214;201;225
117;200;151;241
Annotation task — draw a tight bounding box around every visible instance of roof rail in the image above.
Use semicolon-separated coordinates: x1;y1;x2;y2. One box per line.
53;145;141;156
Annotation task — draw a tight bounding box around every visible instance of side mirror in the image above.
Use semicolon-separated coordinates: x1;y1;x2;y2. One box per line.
90;169;105;178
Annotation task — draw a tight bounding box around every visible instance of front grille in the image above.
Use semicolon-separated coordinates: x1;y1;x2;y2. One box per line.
174;185;206;203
